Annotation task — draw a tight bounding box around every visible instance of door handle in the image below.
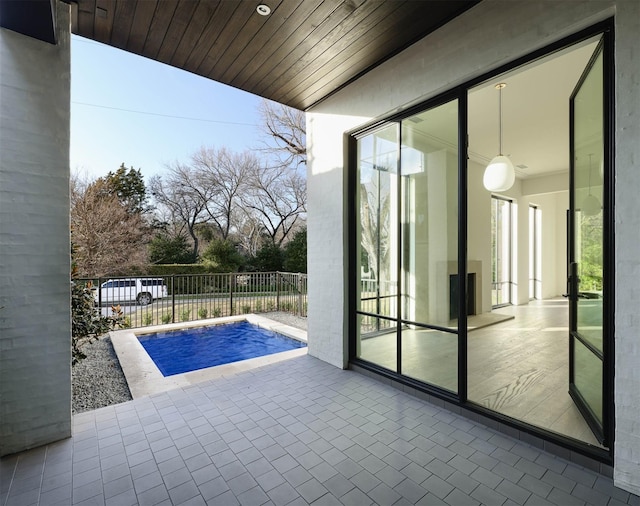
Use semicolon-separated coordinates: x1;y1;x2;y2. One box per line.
566;262;579;299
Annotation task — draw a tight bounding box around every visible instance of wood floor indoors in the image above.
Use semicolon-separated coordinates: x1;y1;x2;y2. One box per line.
359;299;603;448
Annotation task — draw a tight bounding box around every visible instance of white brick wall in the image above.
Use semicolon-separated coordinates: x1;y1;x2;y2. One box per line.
0;3;72;456
306;0;640;495
613;0;640;495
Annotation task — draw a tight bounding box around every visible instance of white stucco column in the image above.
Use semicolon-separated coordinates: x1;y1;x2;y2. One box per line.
0;2;72;456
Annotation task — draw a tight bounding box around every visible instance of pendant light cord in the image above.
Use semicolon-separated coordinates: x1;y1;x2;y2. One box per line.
497;83;505;156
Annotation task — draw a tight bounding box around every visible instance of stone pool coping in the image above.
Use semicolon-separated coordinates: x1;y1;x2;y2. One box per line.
110;314;308;399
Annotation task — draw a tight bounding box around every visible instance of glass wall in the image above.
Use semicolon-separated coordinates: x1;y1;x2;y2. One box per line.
355;124;399;371
350;26;611;451
355;100;459;393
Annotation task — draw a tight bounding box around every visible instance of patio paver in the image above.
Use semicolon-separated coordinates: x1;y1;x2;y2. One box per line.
1;355;637;505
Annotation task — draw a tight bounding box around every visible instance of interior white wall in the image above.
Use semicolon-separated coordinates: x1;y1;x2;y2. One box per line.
467;160;492;313
528;191;569;299
307;0;640;494
0;2;72;456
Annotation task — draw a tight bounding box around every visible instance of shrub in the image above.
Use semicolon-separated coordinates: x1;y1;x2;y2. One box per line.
181;309;191;322
144;313;153;326
71;280;123;365
242;304;252;314
198;307;208;319
213;307;222;318
161;312;172;324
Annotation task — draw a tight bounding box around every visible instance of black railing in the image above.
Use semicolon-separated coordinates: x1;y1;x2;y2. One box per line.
77;272;307;329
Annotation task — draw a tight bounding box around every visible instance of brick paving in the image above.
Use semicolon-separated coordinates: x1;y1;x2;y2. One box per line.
1;355;638;505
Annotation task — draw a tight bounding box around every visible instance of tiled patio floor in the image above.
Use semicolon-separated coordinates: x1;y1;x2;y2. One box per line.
1;355;638;506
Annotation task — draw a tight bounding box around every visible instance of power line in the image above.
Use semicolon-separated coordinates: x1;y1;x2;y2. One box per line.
72;101;259;127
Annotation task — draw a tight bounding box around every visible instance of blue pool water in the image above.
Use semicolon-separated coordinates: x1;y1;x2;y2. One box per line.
137;321;306;376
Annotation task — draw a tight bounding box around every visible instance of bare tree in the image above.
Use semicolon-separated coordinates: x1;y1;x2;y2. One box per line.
71;176;149;277
149;162;212;259
259;99;306;169
191;147;258;239
234;208;265;258
243;164;307;246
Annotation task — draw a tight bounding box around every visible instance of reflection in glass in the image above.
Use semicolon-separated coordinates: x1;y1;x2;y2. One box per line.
400;100;458;392
574;49;603;352
356;315;397;372
356;125;399;369
574;339;603;424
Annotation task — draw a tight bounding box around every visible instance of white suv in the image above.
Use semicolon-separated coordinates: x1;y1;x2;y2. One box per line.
94;278;168;306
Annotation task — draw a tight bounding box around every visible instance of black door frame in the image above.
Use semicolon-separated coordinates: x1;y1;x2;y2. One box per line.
347;19;615;463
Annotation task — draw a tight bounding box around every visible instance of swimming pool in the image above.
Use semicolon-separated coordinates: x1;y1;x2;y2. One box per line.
110;315;308;398
138;321;307;376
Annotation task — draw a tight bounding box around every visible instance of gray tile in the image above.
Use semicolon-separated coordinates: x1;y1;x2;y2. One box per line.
218;460;247;481
422;474;455;500
518;472;554;498
38;484;73;506
297;478;329;503
105;487;138;506
167;480;201;505
425;458;456;480
496;479;532;505
205;489;240;506
72;478;104;504
542;469;577;494
133;470;164;494
282;466;312;487
197;476;229;501
236;485;269;506
450;455;479;476
267;481;300;505
571;482;611;505
322;473;355;498
446;470;480;495
271;454;299;475
254;469;286;492
339;487;374;505
547;487;586;506
375;465;406;488
443;488;481;506
351;469;381;493
563;465;598;488
494;461;526;483
471;483;508;506
308;461;338;483
400;461;430;485
515;458;547;479
333;458;363;480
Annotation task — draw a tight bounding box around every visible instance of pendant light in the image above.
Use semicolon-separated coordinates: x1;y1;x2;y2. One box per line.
483;83;515;192
582;153;601;216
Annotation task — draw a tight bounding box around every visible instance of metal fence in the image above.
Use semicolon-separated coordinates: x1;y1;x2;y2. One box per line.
77;272;307;330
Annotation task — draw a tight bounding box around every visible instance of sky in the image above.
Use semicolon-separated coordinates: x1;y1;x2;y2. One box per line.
70;35;266;182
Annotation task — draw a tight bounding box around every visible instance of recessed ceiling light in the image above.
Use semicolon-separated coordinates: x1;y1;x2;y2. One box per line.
256;4;271;16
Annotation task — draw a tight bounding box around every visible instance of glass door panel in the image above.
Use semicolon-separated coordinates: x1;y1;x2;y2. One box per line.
356;124;400;370
400;99;458;392
569;42;605;440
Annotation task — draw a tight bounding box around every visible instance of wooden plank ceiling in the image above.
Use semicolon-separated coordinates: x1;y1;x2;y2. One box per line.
72;0;479;110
